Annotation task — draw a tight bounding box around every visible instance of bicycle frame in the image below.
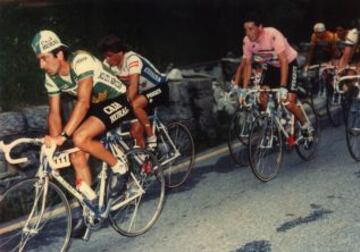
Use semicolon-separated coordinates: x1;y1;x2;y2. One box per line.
114;110;181;167
261;89;313;147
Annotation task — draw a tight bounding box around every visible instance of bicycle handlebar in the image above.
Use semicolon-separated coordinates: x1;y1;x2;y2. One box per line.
0;138;43;165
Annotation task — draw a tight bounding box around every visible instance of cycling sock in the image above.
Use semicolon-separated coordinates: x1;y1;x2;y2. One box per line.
147;135;157;143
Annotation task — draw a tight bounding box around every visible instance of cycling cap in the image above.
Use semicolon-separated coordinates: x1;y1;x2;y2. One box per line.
31;30;68;55
313;22;326;32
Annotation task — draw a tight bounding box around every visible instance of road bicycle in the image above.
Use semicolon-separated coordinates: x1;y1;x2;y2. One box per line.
0;129;165;252
248;88;320;182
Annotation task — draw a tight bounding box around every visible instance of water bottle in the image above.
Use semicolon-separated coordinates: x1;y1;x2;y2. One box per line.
76;180;97;201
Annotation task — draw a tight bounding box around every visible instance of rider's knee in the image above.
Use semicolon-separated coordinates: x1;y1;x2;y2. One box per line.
72;131;88;148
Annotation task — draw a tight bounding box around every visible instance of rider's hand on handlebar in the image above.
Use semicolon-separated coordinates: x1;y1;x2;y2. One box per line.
44;135;66;148
279;87;288;101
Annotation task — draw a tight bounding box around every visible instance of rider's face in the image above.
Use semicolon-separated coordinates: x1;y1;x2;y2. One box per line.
37;53;61;75
244;22;262;42
104;51;122;67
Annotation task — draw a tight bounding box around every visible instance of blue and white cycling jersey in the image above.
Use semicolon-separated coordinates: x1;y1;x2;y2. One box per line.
109;51;167;93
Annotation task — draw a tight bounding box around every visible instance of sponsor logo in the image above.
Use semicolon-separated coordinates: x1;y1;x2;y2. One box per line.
146;88;162;99
144;67;161;82
99;73;123;89
103;102;122;114
109;107;130;123
75;56;88;65
41;37;59;51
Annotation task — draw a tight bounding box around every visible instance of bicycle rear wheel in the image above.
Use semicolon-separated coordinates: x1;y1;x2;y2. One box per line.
248;114;284;182
0;178;71;252
345;100;360;161
109;148;165;236
227;108;254;166
296;101;321;161
158;122;195;188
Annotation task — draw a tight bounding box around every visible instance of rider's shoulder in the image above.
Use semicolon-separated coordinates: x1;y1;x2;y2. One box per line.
70;50;97;66
345;28;359;46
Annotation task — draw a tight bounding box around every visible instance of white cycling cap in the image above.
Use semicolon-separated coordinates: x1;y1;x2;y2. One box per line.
313;22;326;32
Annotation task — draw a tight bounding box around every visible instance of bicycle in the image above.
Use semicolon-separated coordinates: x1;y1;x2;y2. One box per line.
248;88;320;182
0;129;165;252
227;67;264;166
117;109;195;188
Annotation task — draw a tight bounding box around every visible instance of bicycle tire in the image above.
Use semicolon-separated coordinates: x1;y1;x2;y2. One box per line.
159;122;195;188
248;114;284;182
227;108;253;167
0;178;72;252
326;86;343;127
345;101;360;161
109;148;165;236
295;101;321;161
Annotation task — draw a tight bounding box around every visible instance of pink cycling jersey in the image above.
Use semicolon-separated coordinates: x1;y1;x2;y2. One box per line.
243;27;298;67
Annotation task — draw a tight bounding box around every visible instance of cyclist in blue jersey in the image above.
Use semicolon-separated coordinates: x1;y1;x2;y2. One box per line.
99;35;169;150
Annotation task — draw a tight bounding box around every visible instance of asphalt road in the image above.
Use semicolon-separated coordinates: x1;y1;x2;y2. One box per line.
64;123;360;252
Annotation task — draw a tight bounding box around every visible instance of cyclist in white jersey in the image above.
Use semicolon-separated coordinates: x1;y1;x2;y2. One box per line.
338;26;359;68
31;30;133;236
99;35;169;150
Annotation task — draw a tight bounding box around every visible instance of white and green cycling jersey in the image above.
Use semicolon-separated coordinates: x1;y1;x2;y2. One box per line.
45;50;126;103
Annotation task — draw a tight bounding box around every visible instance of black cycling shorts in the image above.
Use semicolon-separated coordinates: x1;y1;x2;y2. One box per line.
261;60;298;93
88;94;135;130
141;83;169;112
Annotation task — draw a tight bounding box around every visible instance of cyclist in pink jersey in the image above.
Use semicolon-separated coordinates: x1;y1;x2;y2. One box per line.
240;18;313;135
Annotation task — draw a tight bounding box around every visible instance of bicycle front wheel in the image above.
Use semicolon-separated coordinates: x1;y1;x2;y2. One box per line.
345;100;360;161
109;148;165;236
296;101;321;161
0;178;72;252
159;122;195;188
248;114;284;182
228;108;254;166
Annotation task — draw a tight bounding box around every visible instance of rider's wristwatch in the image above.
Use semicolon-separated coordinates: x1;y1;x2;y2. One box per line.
60;130;70;139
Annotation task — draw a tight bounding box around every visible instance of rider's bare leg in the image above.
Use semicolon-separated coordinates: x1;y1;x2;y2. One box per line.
130;121;145;148
285;93;306;125
131;95;153;137
70;151;91;186
73;116;120;167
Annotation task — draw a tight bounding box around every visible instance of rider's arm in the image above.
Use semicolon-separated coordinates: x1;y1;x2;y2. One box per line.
62;77;93;136
278;51;289;87
48;95;62;137
339;46;353;68
233;57;246;87
242;57;252;89
127;74;140;103
339;28;359;68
